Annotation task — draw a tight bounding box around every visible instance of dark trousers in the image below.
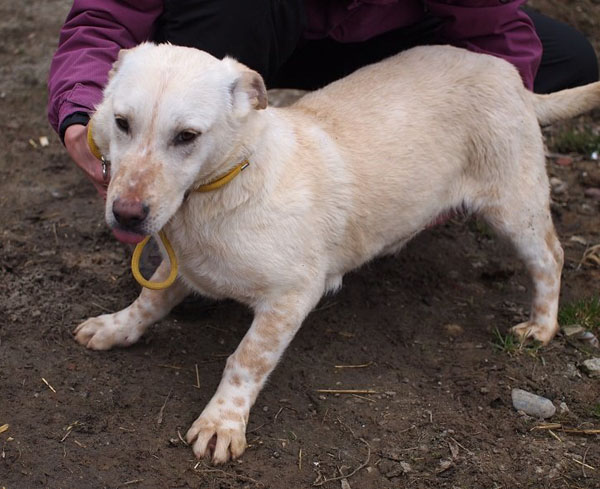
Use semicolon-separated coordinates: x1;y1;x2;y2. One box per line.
153;0;598;94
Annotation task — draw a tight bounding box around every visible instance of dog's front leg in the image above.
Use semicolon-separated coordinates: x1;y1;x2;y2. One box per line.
186;289;321;464
74;261;189;350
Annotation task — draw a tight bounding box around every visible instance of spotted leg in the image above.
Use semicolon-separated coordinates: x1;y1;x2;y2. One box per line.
482;194;563;345
74;261;189;350
186;287;322;463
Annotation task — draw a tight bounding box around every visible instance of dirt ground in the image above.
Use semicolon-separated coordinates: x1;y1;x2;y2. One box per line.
1;1;599;488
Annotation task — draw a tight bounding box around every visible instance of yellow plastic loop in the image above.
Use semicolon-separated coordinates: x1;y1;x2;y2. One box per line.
131;230;178;290
87;122;103;160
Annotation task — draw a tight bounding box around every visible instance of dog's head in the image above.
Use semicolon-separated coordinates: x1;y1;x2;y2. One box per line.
91;43;267;243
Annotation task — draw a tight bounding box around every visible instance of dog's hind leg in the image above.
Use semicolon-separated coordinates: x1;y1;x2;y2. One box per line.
186;285;323;463
479;180;563;345
74;261;189;350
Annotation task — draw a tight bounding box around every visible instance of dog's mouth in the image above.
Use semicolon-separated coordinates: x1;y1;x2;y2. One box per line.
112;226;147;244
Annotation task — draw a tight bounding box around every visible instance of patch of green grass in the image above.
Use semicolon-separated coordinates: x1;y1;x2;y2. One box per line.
558;297;600;332
551;128;600;155
491;327;541;357
592;404;600;419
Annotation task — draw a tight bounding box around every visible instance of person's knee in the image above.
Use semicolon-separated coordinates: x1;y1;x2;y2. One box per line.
531;11;599;92
571;33;599;86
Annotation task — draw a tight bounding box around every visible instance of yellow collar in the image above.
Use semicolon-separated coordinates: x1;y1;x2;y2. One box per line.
194;159;250;192
87;124;249;290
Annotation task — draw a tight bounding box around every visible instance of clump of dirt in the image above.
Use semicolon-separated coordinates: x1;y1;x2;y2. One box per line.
1;1;599;488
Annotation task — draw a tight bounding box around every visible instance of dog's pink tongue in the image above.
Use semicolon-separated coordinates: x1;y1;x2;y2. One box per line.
112;228;146;244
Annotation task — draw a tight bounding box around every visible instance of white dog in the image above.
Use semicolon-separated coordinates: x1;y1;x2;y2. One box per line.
74;42;600;463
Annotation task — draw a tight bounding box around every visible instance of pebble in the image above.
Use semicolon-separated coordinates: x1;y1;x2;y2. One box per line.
578;203;596;216
443;323;465;337
581;358;600;377
565;363;580;379
511;388;556;418
584;187;600;200
559;402;569;414
550;177;567;195
556;156;573;166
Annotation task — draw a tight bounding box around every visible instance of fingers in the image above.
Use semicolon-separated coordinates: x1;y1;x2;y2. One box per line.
64;123;109;197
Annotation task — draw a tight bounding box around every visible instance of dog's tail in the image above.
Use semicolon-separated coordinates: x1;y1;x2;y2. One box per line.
533;81;600;125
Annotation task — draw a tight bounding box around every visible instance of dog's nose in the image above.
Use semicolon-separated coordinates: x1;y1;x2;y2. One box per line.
112;198;149;228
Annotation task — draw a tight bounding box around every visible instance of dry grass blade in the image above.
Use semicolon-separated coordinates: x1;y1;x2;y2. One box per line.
157;388;172;426
334;362;373;369
581;243;600;267
315;389;377;395
532;423;600;435
41;377;56;393
571;458;596;471
0;424;8;434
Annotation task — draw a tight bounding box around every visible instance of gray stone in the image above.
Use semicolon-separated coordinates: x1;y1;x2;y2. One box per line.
581;358;600;377
511;388;556;418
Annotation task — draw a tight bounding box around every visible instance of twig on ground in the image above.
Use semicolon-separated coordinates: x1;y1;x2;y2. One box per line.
195;364;201;389
157;388;173;426
532;423;600;435
571;457;595;472
312;438;371;487
582;446;592;478
194;467;264;487
177;429;188;445
548;430;562;442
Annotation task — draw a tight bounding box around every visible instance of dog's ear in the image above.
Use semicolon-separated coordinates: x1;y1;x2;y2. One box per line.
108;48;130;81
224;58;268;116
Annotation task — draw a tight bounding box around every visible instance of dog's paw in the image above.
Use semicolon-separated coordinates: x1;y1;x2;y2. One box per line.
74;314;141;350
510;321;557;346
186;405;248;464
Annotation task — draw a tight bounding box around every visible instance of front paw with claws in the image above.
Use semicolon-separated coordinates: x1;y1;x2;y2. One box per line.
74;314;142;350
186;404;248;464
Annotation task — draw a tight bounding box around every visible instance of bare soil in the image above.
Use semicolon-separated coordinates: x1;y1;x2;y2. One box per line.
1;1;599;488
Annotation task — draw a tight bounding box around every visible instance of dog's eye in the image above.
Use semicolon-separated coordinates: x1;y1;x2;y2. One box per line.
115;116;129;133
175;130;199;145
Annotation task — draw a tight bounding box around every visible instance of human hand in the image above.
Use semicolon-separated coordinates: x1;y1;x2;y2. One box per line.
64;124;109;199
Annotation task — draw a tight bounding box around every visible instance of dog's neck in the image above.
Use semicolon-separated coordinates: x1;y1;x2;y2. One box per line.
181;108;286;216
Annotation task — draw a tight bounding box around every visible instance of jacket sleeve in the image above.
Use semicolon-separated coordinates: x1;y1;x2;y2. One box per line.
424;0;542;90
47;0;163;137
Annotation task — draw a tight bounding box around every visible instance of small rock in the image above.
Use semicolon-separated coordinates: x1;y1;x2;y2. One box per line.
591;151;599;160
480;387;490;394
443;323;464;337
341;479;351;489
584;187;600;200
565;363;580;379
578;203;596;216
437;459;453;474
556;156;573;166
562;324;585;337
581;358;600;377
400;461;412;473
550;177;567;195
511;388;556;418
569;235;588;246
559;402;569;414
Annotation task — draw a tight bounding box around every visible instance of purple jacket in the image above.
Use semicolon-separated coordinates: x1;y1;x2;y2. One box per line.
47;0;541;135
